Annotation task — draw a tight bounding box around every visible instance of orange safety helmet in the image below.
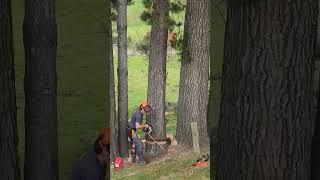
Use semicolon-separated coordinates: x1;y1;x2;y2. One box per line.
139;100;152;113
140;100;149;109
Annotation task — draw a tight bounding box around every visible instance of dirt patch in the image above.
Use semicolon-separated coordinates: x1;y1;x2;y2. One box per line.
115;134;195;169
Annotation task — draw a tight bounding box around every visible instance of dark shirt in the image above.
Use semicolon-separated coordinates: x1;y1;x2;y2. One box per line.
129;110;143;129
70;148;106;180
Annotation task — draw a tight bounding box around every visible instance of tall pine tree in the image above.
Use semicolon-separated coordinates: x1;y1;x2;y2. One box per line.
176;0;210;149
216;0;318;179
23;0;58;179
0;0;20;179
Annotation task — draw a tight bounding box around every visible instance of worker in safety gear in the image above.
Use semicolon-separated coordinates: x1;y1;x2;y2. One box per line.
127;101;152;165
70;128;110;180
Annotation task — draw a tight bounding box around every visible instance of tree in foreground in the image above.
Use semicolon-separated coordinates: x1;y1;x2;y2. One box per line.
311;71;320;180
207;0;216;141
23;0;58;179
106;0;112;177
117;0;129;158
145;0;170;159
0;0;20;179
311;6;320;179
109;4;118;162
176;0;210;149
216;0;318;179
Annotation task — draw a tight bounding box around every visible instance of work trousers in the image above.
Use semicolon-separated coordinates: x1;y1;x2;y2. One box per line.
133;132;144;162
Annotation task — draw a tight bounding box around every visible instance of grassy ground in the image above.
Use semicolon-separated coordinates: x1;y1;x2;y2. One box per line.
11;0;223;179
112;151;210;180
127;0;150;42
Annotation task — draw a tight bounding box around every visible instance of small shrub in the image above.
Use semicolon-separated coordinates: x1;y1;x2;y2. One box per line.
135;39;150;55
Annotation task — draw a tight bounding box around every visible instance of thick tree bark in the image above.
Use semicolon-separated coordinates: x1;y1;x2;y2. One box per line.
109;17;118;161
207;0;215;138
176;0;210;149
311;3;320;178
106;0;112;177
110;43;118;161
0;0;20;179
216;1;318;179
145;0;169;159
117;0;129;157
316;36;320;58
23;0;58;179
311;72;320;180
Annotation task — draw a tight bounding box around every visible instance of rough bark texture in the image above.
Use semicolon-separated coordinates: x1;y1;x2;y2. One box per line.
216;1;318;179
207;0;215;138
117;0;129;157
208;1;217;173
106;0;112;177
316;36;320;58
109;15;118;161
145;0;169;159
311;71;320;180
176;0;210;149
23;0;59;179
311;3;320;178
0;0;20;179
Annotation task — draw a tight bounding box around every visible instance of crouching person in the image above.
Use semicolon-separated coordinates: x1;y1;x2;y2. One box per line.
127;101;153;165
70;128;110;180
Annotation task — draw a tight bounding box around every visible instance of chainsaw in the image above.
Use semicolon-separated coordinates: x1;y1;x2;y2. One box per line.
142;125;165;150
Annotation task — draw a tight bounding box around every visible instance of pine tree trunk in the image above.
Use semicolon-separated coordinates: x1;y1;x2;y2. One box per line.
145;0;169;160
110;44;118;161
110;19;118;161
0;0;20;179
310;2;320;178
106;0;112;177
117;0;129;157
216;1;318;179
176;0;210;149
311;72;320;180
23;0;58;179
207;0;215;139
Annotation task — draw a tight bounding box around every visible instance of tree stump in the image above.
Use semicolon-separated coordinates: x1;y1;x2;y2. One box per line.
144;137;171;163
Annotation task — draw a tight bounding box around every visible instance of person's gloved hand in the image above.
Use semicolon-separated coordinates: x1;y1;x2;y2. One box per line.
142;125;152;134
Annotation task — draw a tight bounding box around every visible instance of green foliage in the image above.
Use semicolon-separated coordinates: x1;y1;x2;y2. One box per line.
167;17;176;31
111;0;136;21
128;0;135;6
171;34;184;56
169;1;185;13
135;38;150;55
111;9;118;21
140;10;153;25
140;0;186;53
142;0;153;9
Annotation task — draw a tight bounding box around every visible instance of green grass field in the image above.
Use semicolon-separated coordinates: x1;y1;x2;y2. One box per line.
127;0;150;42
11;0;225;179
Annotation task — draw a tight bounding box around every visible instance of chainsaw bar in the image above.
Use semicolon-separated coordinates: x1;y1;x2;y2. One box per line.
147;133;166;150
